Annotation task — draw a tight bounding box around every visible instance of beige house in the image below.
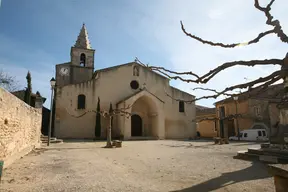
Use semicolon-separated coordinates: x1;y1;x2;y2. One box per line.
53;24;196;140
214;83;283;138
196;105;217;138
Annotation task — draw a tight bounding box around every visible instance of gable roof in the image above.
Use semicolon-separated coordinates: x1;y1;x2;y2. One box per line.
196;105;216;116
116;88;165;105
214;83;285;105
196;105;210;110
170;86;195;98
93;61;169;80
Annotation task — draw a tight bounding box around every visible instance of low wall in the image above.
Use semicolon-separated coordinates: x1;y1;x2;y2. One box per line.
0;88;42;168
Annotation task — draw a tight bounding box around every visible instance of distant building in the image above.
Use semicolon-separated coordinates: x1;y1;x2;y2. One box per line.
196;105;217;138
214;83;284;138
53;24;196;140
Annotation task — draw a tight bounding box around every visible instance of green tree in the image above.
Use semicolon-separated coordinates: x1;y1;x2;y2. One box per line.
24;71;32;105
95;97;101;137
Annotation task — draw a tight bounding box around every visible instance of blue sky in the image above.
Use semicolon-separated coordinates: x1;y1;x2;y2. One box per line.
0;0;287;108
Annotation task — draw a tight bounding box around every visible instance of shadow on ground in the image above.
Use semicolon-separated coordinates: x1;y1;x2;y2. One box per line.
231;142;266;146
170;162;271;192
62;139;102;143
175;139;214;142
164;143;215;149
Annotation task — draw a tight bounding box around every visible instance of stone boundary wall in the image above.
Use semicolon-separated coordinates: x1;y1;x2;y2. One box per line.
0;87;42;168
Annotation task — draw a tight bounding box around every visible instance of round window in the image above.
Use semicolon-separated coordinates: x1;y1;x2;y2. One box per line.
130;80;139;90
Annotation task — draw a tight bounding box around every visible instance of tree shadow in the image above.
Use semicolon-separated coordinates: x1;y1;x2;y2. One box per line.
164;143;215;149
232;143;258;146
174;139;214;142
171;162;271;192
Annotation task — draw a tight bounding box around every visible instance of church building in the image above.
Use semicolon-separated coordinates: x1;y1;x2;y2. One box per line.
54;24;196;140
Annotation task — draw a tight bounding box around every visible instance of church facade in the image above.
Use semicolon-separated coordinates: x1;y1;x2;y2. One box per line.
54;24;196;140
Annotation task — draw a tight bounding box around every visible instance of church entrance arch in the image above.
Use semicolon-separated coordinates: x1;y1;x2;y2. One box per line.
130;95;159;138
131;114;143;136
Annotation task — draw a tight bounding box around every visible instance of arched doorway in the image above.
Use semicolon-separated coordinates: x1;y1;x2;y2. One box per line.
131;114;142;136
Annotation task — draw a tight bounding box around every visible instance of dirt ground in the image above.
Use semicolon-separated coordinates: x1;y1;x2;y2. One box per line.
0;140;274;192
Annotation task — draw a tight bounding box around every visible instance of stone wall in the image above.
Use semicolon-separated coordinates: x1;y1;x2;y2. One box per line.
197;117;217;138
0;87;42;168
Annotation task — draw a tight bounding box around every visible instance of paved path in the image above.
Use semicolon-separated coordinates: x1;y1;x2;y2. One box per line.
0;140;274;192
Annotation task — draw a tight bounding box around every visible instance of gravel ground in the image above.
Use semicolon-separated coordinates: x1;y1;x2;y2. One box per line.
0;140;274;192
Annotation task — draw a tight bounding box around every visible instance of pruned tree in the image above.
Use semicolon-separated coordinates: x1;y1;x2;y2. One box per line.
0;70;19;92
105;103;113;148
135;0;288;143
137;0;287;104
64;103;132;148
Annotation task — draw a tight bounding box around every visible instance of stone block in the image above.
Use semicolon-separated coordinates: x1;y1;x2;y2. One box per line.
274;176;288;192
112;140;122;148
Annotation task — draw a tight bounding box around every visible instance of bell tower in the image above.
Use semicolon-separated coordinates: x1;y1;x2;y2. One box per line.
70;23;95;68
55;23;95;87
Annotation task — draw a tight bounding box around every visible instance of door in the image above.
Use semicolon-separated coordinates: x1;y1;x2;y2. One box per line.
227;120;236;137
219;106;225;138
131;114;142;136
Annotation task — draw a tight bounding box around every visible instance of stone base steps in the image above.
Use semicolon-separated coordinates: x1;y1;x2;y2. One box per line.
40;135;63;144
128;136;158;141
234;147;288;164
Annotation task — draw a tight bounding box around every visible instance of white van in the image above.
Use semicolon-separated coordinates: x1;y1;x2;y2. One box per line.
229;129;269;141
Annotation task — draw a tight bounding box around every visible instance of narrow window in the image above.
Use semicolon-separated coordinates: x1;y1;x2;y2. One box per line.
258;131;262;137
77;94;86;109
219;106;225;118
254;106;261;116
244;133;248;137
133;66;139;76
179;101;185;112
262;131;266;137
80;53;86;67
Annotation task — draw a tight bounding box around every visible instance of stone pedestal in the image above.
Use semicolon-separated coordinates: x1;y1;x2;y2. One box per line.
112;140;122;148
267;164;288;192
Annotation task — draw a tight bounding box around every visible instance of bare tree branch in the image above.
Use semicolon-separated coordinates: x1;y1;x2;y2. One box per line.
254;0;288;43
194;113;243;123
198;59;283;83
137;57;283;84
0;70;19;92
181;21;276;48
168;70;282;104
63;105;133;119
197;71;282;101
136;2;287;105
136;55;284;103
193;87;237;97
